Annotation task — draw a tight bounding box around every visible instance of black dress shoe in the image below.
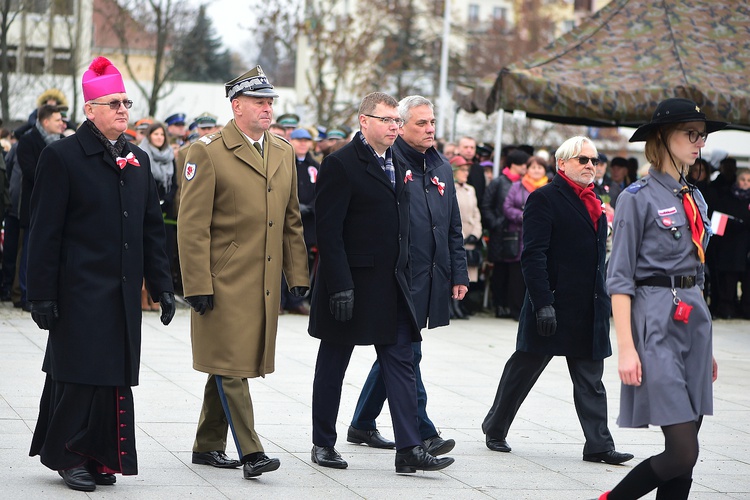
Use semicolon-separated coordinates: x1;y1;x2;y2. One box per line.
86;462;116;485
311;445;348;469
423;435;455;456
192;450;242;468
583;450;634;465
346;426;396;449
58;465;96;492
486;436;511;452
243;453;280;478
395;445;454;473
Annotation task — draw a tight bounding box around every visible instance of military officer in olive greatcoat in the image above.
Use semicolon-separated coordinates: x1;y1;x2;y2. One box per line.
178;66;309;480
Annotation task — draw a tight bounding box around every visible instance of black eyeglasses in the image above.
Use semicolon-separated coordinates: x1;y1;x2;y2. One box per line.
681;129;708;144
570;155;600;166
90;99;134;110
364;114;405;127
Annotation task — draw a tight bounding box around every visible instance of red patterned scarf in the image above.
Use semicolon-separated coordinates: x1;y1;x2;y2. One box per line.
557;170;601;230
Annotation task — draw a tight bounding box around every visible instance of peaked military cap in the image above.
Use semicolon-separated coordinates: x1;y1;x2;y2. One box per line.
194;112;218;128
225;65;279;100
277;113;300;128
165;113;186;126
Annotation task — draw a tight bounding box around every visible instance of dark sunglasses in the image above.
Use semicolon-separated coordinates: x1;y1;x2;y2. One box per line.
90;99;134;110
571;155;600;166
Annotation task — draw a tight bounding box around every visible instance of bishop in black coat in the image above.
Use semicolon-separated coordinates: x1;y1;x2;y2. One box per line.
27;109;174;479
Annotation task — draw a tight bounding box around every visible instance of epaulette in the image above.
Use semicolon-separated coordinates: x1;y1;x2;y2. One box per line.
274;135;291;146
198;132;221;145
625;178;648;194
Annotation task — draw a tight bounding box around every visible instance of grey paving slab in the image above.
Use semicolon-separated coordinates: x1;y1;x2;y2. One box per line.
1;303;748;499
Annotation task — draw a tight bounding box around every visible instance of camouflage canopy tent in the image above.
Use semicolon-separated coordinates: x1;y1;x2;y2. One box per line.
454;0;750;130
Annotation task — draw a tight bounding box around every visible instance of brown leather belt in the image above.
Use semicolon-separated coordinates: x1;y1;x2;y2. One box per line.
635;276;696;288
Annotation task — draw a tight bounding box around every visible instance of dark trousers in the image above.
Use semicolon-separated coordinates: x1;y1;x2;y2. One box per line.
312;311;421;450
350;341;437;440
490;261;510;308
482;350;615;455
1;214;20;295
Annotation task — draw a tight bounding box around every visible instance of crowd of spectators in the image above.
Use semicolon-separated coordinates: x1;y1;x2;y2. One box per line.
1;89;748;321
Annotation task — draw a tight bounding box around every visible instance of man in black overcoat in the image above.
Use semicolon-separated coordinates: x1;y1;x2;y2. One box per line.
347;95;469;456
481;136;633;465
308;92;454;474
26;57;175;492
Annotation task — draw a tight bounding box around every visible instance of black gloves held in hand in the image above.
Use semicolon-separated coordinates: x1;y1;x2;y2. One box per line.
158;291;176;325
329;289;354;322
464;234;479;245
536;305;557;337
31;301;59;330
290;286;309;298
186;295;214;315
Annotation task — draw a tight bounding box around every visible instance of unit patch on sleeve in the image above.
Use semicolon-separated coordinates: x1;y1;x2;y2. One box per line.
185;163;197;181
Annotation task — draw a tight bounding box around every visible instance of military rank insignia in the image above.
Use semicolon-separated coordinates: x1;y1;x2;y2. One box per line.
185;163;196;181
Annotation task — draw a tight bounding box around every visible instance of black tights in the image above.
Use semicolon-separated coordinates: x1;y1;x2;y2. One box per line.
608;418;702;500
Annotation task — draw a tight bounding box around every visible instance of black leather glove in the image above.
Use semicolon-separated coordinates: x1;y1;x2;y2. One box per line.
290;286;309;297
186;295;214;315
464;234;479;245
329;289;354;322
31;301;59;330
158;292;176;325
299;203;313;216
536;305;557;337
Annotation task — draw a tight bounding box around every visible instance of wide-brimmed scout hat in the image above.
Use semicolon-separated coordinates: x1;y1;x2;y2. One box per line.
629;98;727;142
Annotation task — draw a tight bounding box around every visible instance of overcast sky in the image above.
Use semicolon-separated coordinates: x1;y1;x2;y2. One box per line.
202;1;255;60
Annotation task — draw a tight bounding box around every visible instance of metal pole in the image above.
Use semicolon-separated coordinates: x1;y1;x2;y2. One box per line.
436;0;451;140
493;110;504;178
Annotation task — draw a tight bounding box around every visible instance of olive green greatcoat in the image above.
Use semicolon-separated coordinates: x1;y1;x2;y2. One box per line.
178;120;309;378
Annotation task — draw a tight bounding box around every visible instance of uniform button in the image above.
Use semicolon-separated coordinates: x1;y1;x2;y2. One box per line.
432;225;436;230
123;211;128;217
124;243;129;249
394;268;398;274
398;234;402;240
266;290;270;296
594;293;598;299
432;262;436;267
268;187;272;192
269;221;274;227
120;180;125;186
267;256;271;261
122;276;127;282
425;188;429;193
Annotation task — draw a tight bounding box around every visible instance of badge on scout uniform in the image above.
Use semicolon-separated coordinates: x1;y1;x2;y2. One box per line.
185;163;196;181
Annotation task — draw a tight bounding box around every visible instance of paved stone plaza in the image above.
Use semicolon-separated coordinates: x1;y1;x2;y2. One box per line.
2;304;749;499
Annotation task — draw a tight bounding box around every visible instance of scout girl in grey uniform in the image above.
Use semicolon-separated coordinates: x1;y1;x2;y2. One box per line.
599;98;725;500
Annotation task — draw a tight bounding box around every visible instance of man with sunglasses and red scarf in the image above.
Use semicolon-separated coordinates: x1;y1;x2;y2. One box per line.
481;136;633;466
